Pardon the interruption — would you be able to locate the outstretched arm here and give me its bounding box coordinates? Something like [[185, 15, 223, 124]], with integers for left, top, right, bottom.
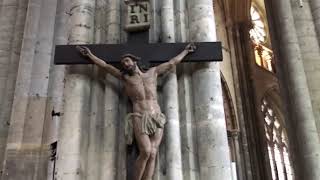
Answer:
[[76, 46, 122, 79], [156, 43, 196, 75]]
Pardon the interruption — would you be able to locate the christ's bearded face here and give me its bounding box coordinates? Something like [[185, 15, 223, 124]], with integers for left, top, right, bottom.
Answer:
[[121, 57, 136, 75]]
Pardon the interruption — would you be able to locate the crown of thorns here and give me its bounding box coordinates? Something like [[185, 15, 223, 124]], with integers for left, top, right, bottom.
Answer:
[[121, 54, 141, 61]]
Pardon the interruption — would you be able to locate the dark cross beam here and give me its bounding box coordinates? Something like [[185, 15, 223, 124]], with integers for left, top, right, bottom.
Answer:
[[54, 42, 222, 65]]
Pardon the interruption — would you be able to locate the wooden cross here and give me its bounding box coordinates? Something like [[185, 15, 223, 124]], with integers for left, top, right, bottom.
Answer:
[[54, 0, 222, 67]]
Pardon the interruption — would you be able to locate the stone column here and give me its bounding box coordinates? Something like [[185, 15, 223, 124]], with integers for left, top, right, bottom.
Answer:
[[0, 0, 18, 111], [178, 64, 199, 180], [291, 0, 320, 135], [99, 0, 121, 179], [42, 0, 69, 145], [174, 0, 188, 42], [87, 72, 104, 180], [161, 1, 183, 180], [42, 1, 69, 180], [22, 0, 58, 178], [0, 0, 26, 171], [85, 1, 107, 179], [3, 0, 42, 157], [175, 1, 200, 180], [22, 0, 57, 147], [55, 0, 95, 180], [271, 0, 320, 179], [187, 0, 232, 179], [1, 0, 43, 178], [0, 0, 19, 161], [149, 0, 161, 43]]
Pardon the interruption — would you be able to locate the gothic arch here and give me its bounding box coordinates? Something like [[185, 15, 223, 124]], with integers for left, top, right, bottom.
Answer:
[[221, 73, 238, 131], [221, 73, 239, 166]]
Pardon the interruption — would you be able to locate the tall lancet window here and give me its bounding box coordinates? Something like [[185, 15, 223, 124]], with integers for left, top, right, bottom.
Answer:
[[261, 99, 294, 180], [250, 6, 275, 73]]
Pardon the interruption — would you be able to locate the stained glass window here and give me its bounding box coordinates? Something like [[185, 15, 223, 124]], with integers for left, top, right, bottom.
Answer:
[[261, 99, 294, 180], [250, 7, 266, 44], [250, 6, 275, 73]]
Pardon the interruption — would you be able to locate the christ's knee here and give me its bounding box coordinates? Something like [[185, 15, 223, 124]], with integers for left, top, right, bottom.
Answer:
[[140, 147, 151, 161], [149, 148, 158, 160]]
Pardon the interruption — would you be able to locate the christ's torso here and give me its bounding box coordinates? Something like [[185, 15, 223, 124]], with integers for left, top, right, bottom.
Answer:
[[123, 67, 161, 114]]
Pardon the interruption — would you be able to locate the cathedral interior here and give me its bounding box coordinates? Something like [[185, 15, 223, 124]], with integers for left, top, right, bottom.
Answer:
[[0, 0, 319, 180]]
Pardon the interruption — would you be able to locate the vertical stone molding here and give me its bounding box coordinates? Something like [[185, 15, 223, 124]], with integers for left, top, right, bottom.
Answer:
[[85, 1, 107, 179], [175, 1, 200, 180], [42, 1, 69, 179], [43, 0, 69, 145], [178, 64, 199, 180], [24, 0, 59, 178], [87, 72, 104, 180], [149, 0, 161, 43], [3, 0, 57, 179], [99, 0, 121, 179], [0, 1, 19, 164], [272, 0, 320, 179], [0, 0, 27, 172], [161, 1, 184, 180], [55, 0, 95, 180], [187, 0, 232, 180], [24, 0, 57, 147], [174, 0, 188, 43], [161, 0, 176, 42], [0, 0, 18, 110], [4, 0, 42, 155], [86, 1, 108, 180], [101, 76, 119, 180]]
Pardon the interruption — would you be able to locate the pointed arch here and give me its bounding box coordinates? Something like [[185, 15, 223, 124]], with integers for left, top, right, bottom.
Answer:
[[221, 73, 238, 131]]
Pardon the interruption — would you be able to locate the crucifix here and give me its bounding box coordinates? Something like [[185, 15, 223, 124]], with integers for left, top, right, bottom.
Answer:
[[54, 1, 222, 180]]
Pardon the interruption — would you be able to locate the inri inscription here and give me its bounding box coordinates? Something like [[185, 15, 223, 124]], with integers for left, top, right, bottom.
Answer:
[[125, 0, 150, 32]]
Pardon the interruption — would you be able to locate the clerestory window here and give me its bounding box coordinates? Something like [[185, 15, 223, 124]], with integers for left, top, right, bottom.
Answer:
[[250, 6, 275, 73]]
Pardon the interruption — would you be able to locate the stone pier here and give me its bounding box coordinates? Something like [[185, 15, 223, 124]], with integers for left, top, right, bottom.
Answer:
[[55, 1, 95, 180], [161, 0, 183, 180], [188, 0, 232, 179]]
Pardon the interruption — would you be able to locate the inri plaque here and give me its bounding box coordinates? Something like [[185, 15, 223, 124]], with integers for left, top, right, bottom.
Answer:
[[125, 0, 150, 32]]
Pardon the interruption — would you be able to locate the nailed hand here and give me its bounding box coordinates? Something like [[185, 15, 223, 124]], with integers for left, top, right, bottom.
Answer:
[[185, 43, 196, 53], [76, 46, 91, 56]]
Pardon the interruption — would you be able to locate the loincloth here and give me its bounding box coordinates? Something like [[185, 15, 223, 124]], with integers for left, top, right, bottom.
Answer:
[[125, 112, 166, 145]]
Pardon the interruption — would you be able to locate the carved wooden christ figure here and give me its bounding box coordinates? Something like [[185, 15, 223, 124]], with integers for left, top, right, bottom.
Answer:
[[77, 43, 196, 180]]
